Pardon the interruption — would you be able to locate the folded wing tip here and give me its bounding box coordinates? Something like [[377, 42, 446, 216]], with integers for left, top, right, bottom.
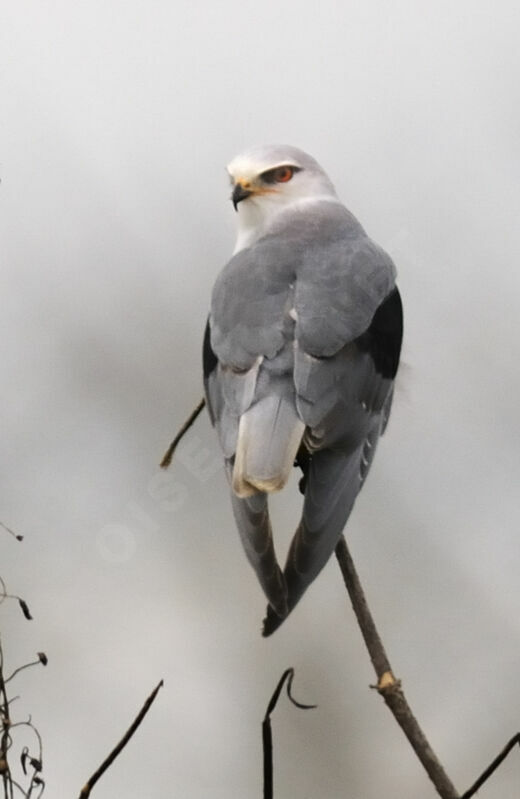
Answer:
[[262, 603, 287, 637]]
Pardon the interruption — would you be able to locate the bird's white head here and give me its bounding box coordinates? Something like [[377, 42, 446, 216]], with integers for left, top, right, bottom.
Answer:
[[227, 145, 338, 253]]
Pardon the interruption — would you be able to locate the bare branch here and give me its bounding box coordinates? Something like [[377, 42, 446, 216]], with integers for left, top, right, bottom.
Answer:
[[77, 680, 164, 799], [461, 733, 519, 798], [160, 398, 206, 469], [263, 669, 315, 799], [335, 536, 460, 799], [0, 576, 7, 609]]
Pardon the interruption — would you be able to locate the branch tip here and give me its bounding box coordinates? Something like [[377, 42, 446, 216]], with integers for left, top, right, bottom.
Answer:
[[160, 398, 205, 469]]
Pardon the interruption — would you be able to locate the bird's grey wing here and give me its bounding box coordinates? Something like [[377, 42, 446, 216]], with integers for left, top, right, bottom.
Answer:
[[263, 287, 403, 635], [204, 319, 289, 615], [203, 241, 302, 614], [295, 216, 397, 357]]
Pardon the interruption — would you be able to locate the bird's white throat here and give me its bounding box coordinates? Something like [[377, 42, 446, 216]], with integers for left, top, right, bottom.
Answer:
[[233, 195, 341, 255]]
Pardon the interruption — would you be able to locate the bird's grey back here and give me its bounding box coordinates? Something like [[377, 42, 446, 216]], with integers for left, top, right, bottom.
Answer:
[[210, 201, 396, 369]]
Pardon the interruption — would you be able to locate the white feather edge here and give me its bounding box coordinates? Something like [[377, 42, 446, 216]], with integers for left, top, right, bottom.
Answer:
[[232, 401, 305, 498]]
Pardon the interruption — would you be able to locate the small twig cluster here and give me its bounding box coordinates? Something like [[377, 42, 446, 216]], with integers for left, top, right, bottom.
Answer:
[[2, 522, 164, 799], [1, 529, 47, 799]]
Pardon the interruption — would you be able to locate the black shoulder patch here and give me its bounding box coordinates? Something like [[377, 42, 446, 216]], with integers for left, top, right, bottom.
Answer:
[[202, 318, 218, 379], [355, 287, 403, 379]]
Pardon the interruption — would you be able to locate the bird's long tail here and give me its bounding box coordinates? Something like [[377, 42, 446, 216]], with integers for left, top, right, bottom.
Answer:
[[229, 488, 288, 619], [262, 437, 378, 636], [227, 389, 305, 620]]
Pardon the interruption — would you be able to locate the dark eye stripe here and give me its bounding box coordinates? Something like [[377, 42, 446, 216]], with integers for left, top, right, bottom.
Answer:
[[260, 165, 302, 184]]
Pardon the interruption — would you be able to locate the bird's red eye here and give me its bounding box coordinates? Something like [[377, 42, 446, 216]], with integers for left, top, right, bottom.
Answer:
[[274, 166, 293, 183], [260, 164, 301, 184]]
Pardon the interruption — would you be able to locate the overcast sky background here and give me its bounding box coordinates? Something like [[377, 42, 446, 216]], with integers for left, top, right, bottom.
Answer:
[[1, 1, 519, 797]]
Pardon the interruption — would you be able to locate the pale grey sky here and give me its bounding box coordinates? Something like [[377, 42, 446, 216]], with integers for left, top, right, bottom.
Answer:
[[1, 1, 519, 797]]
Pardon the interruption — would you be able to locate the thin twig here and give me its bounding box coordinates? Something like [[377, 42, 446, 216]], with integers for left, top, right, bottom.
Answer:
[[77, 680, 163, 799], [160, 398, 206, 469], [263, 669, 316, 799], [0, 523, 23, 542], [335, 536, 460, 799], [5, 659, 45, 685], [460, 732, 519, 798], [0, 637, 14, 799]]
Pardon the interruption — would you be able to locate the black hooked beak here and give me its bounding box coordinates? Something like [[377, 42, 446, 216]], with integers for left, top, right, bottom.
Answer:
[[232, 183, 253, 211]]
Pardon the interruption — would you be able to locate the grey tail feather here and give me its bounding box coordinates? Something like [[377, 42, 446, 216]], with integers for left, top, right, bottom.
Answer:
[[229, 489, 288, 619], [232, 394, 305, 497], [262, 446, 371, 636]]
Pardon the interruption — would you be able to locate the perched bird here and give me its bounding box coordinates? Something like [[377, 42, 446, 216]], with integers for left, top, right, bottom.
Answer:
[[203, 145, 403, 636]]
